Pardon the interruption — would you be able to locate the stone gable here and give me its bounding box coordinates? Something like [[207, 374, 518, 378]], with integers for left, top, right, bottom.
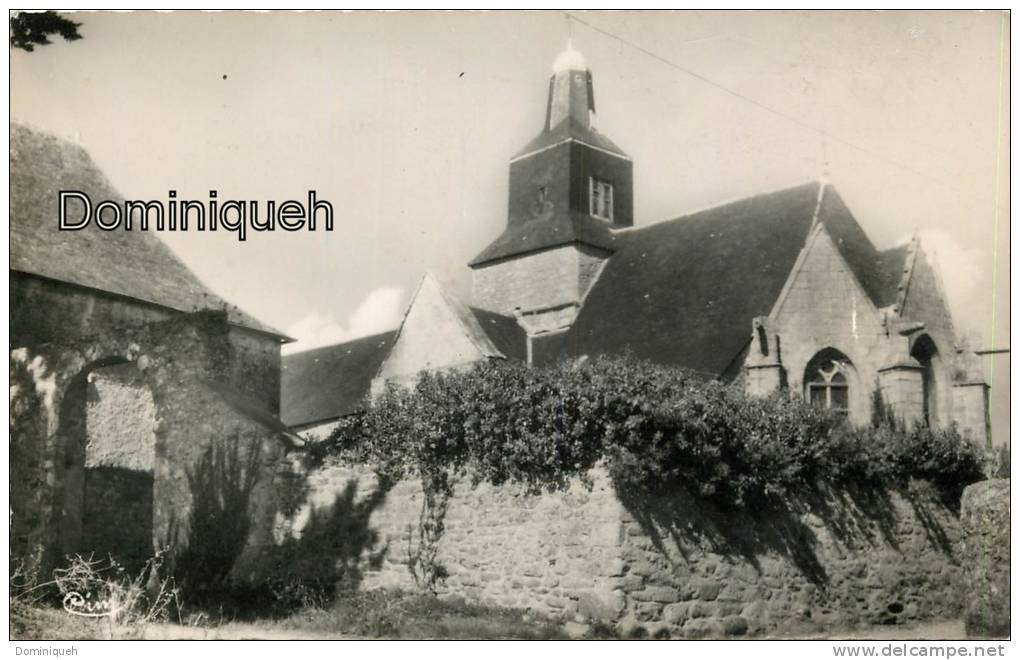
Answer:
[[768, 224, 890, 423]]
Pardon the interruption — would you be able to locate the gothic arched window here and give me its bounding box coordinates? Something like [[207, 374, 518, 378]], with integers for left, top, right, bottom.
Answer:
[[805, 349, 852, 416]]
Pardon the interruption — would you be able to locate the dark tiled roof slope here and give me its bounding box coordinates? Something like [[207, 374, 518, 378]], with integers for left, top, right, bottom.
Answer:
[[469, 307, 528, 361], [870, 244, 911, 309], [283, 182, 902, 424], [513, 116, 628, 160], [280, 330, 397, 427], [469, 209, 619, 266], [535, 182, 902, 377], [10, 124, 284, 338], [280, 310, 524, 428], [812, 187, 903, 309], [539, 183, 821, 375], [203, 379, 297, 439], [530, 330, 575, 369]]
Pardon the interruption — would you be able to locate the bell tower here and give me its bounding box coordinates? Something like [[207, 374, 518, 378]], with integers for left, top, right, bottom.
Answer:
[[470, 43, 633, 336]]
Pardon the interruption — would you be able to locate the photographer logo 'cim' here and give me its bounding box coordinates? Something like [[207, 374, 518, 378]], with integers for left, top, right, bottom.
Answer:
[[62, 591, 123, 619]]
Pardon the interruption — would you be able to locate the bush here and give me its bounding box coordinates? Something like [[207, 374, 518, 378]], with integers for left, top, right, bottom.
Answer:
[[329, 357, 982, 505], [10, 545, 47, 606], [325, 357, 985, 581]]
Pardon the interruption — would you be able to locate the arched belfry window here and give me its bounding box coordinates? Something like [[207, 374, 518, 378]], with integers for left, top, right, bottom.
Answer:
[[805, 348, 852, 416], [589, 177, 614, 221]]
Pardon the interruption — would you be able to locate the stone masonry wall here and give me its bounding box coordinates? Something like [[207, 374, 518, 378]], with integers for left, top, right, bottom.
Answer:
[[81, 363, 158, 572], [225, 327, 283, 414], [274, 458, 623, 618], [613, 482, 962, 638], [899, 246, 990, 444], [85, 364, 157, 472], [377, 274, 486, 384], [277, 458, 963, 638], [432, 469, 624, 617], [473, 245, 600, 317], [899, 247, 963, 428], [954, 384, 991, 448], [764, 228, 984, 437], [10, 302, 285, 579], [959, 479, 1009, 637], [770, 226, 896, 424], [11, 273, 281, 411], [154, 388, 286, 584], [899, 247, 959, 378]]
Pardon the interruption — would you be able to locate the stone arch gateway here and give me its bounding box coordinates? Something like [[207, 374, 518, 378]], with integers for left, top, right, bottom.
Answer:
[[10, 311, 293, 578]]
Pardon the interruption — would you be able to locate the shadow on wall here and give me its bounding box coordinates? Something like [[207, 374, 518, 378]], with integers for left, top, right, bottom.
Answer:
[[263, 475, 393, 610], [155, 432, 392, 617], [620, 485, 829, 585], [163, 433, 263, 596], [82, 466, 153, 575], [618, 480, 957, 589], [9, 353, 56, 563]]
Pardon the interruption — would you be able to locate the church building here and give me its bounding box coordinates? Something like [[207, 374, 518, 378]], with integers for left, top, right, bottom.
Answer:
[[282, 44, 991, 447]]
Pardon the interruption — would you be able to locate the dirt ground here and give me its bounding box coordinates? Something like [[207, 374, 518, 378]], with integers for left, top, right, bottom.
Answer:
[[133, 618, 970, 640], [13, 600, 975, 641], [807, 619, 968, 640]]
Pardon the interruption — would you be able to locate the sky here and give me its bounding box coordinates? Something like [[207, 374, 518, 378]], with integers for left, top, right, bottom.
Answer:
[[10, 10, 1010, 442]]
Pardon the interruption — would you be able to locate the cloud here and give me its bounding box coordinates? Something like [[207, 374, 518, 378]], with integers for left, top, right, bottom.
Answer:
[[282, 286, 405, 354]]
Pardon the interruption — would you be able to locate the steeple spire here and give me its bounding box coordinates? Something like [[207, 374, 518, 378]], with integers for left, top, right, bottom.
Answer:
[[546, 41, 596, 131], [469, 36, 635, 331]]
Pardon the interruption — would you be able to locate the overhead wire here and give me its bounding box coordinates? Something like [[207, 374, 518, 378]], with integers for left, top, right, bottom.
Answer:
[[564, 11, 1007, 210]]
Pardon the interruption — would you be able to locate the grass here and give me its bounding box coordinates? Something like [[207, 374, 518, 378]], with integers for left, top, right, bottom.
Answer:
[[11, 594, 974, 641], [11, 600, 117, 640], [271, 590, 570, 640], [11, 589, 573, 640]]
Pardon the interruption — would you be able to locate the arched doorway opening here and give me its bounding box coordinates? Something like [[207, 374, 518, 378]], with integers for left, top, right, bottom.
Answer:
[[910, 334, 941, 427], [58, 357, 158, 572]]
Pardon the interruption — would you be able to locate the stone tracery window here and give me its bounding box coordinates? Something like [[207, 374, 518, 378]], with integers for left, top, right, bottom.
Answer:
[[805, 349, 852, 416]]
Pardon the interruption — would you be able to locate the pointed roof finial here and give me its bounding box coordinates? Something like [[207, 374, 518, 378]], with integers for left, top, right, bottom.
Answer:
[[553, 38, 587, 74], [818, 133, 831, 184]]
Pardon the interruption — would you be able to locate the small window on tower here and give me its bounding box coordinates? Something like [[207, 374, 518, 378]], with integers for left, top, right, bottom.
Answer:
[[589, 177, 614, 221]]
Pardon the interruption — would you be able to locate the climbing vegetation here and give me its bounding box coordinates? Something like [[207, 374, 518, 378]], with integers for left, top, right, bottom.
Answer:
[[324, 357, 984, 589]]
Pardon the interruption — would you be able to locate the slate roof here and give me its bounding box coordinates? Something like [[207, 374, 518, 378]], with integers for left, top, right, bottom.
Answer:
[[10, 123, 285, 339], [469, 307, 528, 361], [871, 244, 912, 309], [423, 273, 506, 360], [282, 182, 905, 426], [532, 182, 904, 376], [513, 116, 628, 160], [468, 209, 619, 267], [811, 184, 906, 309], [202, 379, 304, 446], [280, 304, 527, 428], [280, 330, 397, 427]]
